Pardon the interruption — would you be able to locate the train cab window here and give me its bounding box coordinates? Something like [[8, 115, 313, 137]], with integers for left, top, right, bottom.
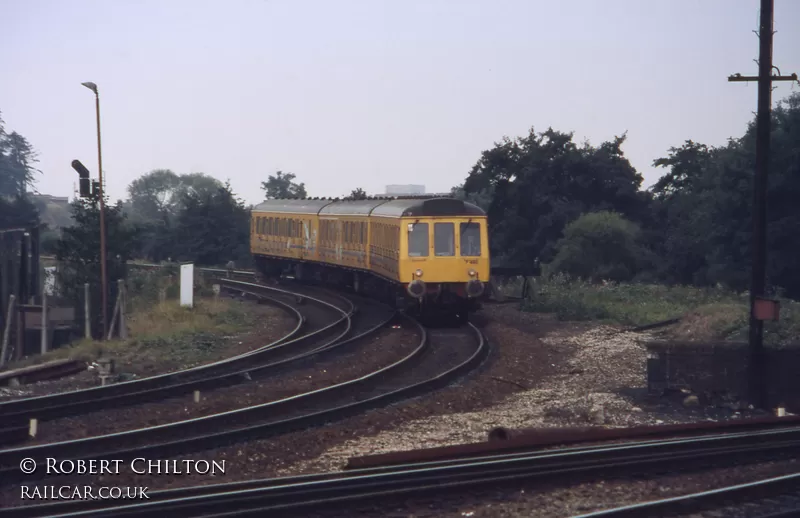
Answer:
[[460, 222, 481, 256], [434, 223, 455, 256], [407, 222, 429, 257]]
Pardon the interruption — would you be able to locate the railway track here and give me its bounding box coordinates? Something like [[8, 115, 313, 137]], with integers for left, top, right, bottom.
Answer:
[[0, 280, 350, 424], [0, 283, 487, 489], [576, 471, 800, 517], [4, 424, 797, 517]]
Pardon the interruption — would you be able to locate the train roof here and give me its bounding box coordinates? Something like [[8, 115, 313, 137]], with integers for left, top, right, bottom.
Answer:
[[370, 197, 485, 218], [252, 199, 333, 214], [251, 196, 486, 218], [319, 199, 389, 215]]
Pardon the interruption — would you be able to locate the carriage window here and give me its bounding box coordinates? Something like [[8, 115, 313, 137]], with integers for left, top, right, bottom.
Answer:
[[434, 223, 455, 256], [460, 223, 481, 256], [407, 223, 429, 257]]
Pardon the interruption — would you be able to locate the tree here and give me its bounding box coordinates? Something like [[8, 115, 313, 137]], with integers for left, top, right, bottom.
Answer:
[[0, 111, 40, 199], [126, 169, 182, 222], [648, 92, 800, 296], [54, 190, 138, 338], [127, 170, 223, 224], [0, 111, 41, 229], [125, 170, 224, 261], [650, 140, 713, 200], [544, 211, 645, 283], [348, 188, 368, 200], [459, 127, 647, 268], [450, 184, 493, 212], [261, 171, 307, 199], [170, 182, 251, 267]]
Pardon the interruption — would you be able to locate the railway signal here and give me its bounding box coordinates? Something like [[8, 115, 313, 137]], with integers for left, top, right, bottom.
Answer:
[[71, 159, 92, 198]]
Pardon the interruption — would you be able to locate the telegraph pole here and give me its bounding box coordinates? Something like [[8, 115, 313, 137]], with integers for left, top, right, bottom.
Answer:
[[81, 81, 108, 340], [728, 0, 798, 409]]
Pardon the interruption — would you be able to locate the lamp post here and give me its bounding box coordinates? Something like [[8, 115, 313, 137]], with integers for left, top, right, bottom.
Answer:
[[81, 81, 108, 340]]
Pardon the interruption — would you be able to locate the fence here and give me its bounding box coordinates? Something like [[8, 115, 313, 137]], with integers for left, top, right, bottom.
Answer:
[[646, 340, 800, 411]]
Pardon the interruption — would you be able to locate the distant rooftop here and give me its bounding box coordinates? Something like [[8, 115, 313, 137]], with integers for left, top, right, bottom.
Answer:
[[385, 184, 425, 195], [31, 194, 69, 203]]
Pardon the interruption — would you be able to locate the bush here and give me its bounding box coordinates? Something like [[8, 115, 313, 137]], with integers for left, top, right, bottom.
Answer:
[[544, 211, 645, 283]]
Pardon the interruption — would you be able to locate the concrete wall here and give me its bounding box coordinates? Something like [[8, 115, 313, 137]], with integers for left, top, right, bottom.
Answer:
[[647, 341, 800, 411]]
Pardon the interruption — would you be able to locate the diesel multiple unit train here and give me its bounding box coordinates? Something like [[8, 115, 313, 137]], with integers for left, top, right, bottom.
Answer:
[[250, 196, 490, 319]]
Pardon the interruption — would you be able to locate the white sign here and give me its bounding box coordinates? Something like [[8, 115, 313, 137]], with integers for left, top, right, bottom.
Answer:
[[180, 263, 194, 307]]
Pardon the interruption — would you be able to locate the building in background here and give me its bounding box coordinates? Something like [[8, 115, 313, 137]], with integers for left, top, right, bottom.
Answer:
[[385, 184, 425, 196]]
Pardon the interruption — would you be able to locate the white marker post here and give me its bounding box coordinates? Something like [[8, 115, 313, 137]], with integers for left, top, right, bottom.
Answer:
[[180, 264, 194, 308]]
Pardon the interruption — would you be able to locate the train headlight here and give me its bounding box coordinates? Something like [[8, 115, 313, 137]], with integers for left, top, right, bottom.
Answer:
[[468, 269, 477, 277], [415, 269, 423, 278]]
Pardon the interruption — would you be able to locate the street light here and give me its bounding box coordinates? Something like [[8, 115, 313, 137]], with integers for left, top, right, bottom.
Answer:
[[82, 81, 108, 340]]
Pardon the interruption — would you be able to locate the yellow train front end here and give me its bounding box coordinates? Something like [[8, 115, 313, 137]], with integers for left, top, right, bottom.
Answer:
[[361, 197, 487, 321], [400, 215, 490, 316]]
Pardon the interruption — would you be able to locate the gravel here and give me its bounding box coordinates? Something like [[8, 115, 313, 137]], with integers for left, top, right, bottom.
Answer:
[[3, 303, 785, 515]]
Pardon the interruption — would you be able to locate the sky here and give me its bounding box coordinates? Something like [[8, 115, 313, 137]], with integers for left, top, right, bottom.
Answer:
[[2, 0, 799, 206]]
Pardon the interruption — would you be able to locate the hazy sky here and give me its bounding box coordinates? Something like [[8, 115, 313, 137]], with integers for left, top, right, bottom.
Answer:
[[2, 0, 799, 206]]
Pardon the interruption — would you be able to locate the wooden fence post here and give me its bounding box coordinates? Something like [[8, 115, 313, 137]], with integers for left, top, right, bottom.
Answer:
[[1, 294, 16, 366], [84, 283, 91, 339], [107, 282, 122, 340], [40, 291, 48, 355], [119, 280, 128, 339]]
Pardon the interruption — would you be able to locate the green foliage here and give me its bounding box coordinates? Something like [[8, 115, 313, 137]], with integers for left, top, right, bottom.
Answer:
[[647, 92, 800, 296], [54, 191, 139, 337], [0, 111, 40, 199], [544, 211, 646, 283], [525, 273, 736, 325], [126, 170, 223, 223], [460, 128, 648, 268], [0, 195, 39, 229], [170, 182, 251, 267], [348, 188, 368, 200], [450, 183, 493, 212], [455, 91, 800, 299], [523, 274, 799, 345], [0, 111, 41, 229], [125, 170, 225, 262], [261, 171, 307, 199]]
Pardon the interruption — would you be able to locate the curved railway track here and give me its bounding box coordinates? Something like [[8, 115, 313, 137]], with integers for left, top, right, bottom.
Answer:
[[4, 424, 798, 517], [0, 286, 488, 490], [0, 280, 352, 425]]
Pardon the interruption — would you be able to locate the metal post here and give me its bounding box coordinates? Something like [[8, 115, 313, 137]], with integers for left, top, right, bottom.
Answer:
[[19, 232, 28, 306], [16, 234, 27, 361], [95, 90, 108, 341], [29, 226, 39, 303], [727, 0, 797, 410], [119, 280, 127, 339], [1, 294, 16, 366], [40, 291, 48, 355], [84, 282, 91, 339], [107, 283, 121, 340], [748, 0, 775, 410]]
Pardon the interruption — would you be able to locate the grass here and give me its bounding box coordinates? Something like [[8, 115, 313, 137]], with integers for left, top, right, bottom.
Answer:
[[7, 297, 259, 371], [521, 273, 800, 345]]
